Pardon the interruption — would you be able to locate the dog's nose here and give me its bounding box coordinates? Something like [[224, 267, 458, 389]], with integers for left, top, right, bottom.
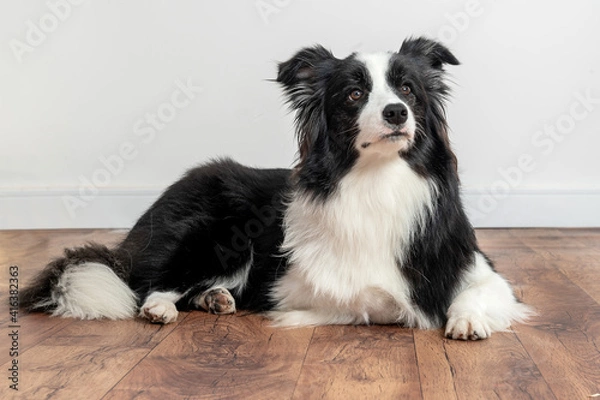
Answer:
[[382, 103, 408, 126]]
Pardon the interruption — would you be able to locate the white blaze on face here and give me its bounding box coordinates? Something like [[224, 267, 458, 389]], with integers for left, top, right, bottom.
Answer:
[[356, 52, 416, 155]]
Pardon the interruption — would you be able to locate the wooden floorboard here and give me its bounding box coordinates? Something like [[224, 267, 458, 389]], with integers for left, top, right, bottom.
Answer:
[[292, 325, 421, 399], [0, 228, 599, 399], [509, 229, 600, 399], [104, 313, 314, 399]]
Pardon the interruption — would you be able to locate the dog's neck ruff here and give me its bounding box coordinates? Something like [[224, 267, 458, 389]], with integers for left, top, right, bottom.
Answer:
[[278, 157, 436, 306]]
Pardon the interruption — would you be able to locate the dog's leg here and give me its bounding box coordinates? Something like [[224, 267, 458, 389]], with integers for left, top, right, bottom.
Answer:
[[193, 287, 236, 315], [445, 252, 533, 340], [140, 291, 182, 324]]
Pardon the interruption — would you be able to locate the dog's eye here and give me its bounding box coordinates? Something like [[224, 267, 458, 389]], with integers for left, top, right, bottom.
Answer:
[[400, 85, 411, 95], [348, 89, 364, 101]]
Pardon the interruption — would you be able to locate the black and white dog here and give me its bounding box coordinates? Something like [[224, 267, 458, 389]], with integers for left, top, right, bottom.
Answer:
[[22, 37, 532, 340]]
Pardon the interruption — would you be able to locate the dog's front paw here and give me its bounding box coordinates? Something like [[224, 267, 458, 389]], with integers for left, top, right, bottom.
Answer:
[[445, 315, 491, 340], [140, 299, 179, 324]]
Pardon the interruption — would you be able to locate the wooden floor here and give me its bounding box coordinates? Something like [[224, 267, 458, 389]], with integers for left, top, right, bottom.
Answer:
[[1, 229, 599, 399]]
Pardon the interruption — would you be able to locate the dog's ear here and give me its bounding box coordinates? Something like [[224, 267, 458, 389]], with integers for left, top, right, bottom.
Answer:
[[277, 46, 336, 169], [277, 45, 336, 93], [400, 37, 459, 174], [399, 37, 459, 69]]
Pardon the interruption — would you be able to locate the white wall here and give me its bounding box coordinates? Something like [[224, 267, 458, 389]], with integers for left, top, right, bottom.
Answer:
[[1, 0, 599, 229]]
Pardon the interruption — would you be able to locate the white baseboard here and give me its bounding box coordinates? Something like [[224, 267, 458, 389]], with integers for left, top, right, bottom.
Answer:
[[1, 187, 599, 230], [462, 188, 600, 228], [0, 188, 159, 230]]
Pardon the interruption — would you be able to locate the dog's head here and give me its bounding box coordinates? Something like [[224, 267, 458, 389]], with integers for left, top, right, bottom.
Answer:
[[277, 37, 459, 170]]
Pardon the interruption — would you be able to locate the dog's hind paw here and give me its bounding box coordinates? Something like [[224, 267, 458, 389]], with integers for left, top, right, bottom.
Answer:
[[445, 315, 491, 340], [196, 287, 236, 315]]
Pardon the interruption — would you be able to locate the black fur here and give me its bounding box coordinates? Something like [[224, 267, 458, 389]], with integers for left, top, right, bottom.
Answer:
[[21, 37, 481, 327], [122, 160, 290, 311]]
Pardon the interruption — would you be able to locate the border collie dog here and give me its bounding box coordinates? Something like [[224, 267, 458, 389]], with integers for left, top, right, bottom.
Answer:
[[21, 37, 531, 340]]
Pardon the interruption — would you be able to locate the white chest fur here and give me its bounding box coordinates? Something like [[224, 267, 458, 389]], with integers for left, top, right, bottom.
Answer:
[[271, 158, 437, 327]]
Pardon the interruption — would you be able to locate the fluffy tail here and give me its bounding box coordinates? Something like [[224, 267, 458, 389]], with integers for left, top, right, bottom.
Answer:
[[20, 243, 138, 320]]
